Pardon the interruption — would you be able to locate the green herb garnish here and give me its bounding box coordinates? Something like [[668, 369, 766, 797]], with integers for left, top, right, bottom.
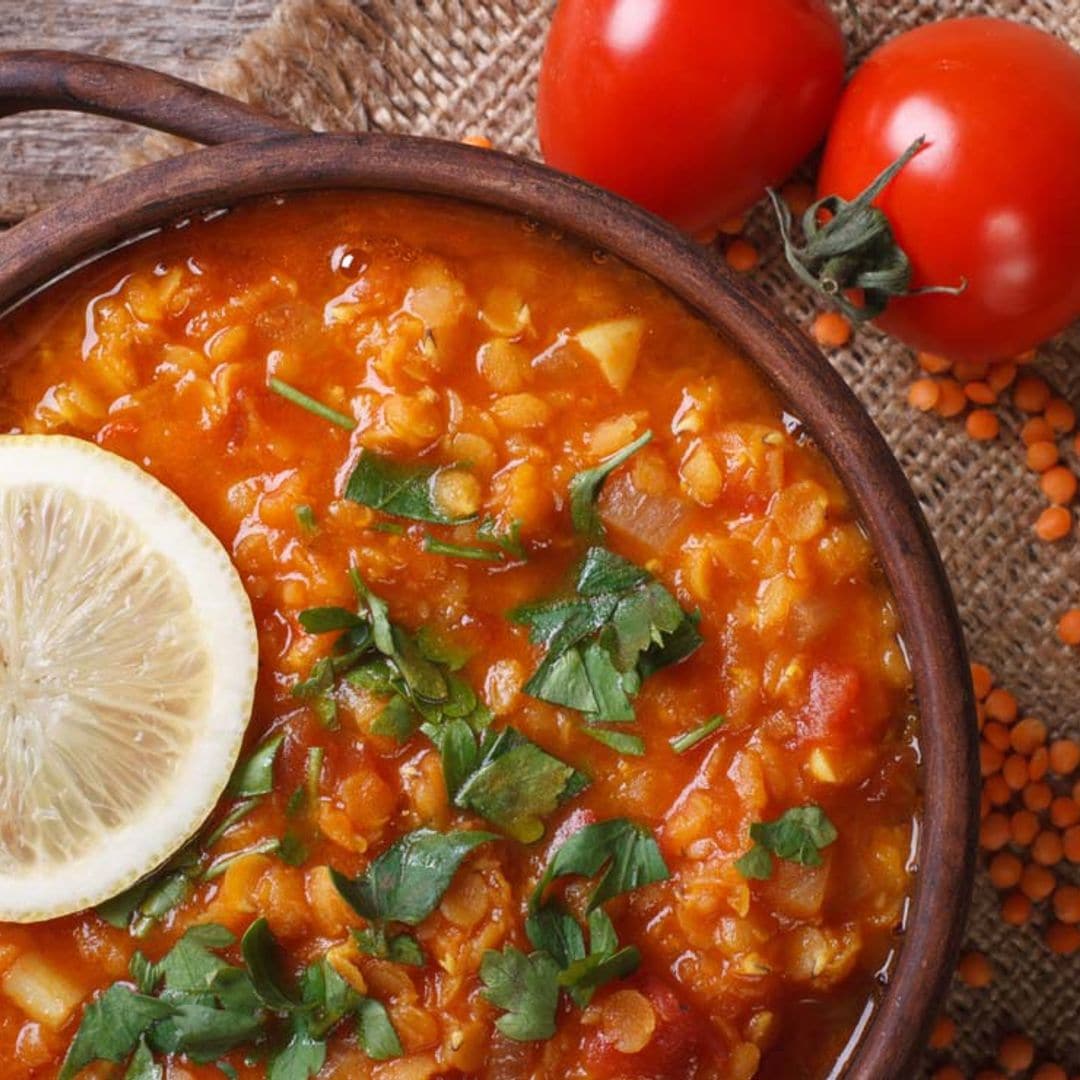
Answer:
[[422, 535, 506, 562], [669, 714, 726, 755], [99, 736, 290, 934], [227, 733, 285, 797], [430, 725, 589, 843], [294, 505, 317, 535], [268, 377, 356, 431], [477, 517, 527, 559], [569, 430, 652, 537], [735, 805, 838, 881], [293, 570, 472, 740], [296, 572, 587, 841], [512, 547, 701, 744], [480, 817, 666, 1042], [59, 920, 402, 1079], [479, 949, 561, 1042], [352, 926, 425, 967], [531, 817, 669, 912], [581, 726, 645, 756], [345, 449, 472, 524], [330, 828, 496, 927]]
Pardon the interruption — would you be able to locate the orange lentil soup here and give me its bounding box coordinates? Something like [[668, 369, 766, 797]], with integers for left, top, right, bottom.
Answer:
[[0, 193, 917, 1079]]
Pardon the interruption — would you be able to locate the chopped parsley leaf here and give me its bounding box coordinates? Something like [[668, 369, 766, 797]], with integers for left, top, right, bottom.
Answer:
[[735, 805, 838, 881], [512, 547, 701, 740], [669, 714, 726, 755], [568, 430, 652, 538]]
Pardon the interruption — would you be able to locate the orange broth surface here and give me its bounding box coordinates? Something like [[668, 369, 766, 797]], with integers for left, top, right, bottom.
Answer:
[[0, 192, 918, 1080]]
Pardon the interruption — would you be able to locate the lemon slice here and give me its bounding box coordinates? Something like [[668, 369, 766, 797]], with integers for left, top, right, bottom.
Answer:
[[0, 435, 258, 922]]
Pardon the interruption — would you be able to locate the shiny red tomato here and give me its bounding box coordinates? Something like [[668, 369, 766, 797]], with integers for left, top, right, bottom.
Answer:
[[816, 18, 1080, 360], [537, 0, 846, 232]]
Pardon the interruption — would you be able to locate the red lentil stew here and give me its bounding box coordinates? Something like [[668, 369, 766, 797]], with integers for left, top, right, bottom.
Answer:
[[0, 193, 919, 1079]]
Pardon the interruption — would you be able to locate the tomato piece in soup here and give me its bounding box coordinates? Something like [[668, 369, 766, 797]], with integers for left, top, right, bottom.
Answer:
[[581, 976, 713, 1079], [798, 662, 866, 745]]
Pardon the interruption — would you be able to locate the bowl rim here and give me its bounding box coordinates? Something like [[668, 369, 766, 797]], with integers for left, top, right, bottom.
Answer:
[[0, 132, 979, 1079]]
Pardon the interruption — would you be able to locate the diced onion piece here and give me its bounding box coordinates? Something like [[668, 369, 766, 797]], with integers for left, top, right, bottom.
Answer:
[[807, 747, 840, 784], [599, 473, 686, 552], [480, 287, 531, 336], [1, 953, 84, 1029], [575, 317, 644, 391]]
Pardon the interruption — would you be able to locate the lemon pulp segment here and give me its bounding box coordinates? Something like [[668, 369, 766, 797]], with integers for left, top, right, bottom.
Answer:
[[0, 436, 258, 922]]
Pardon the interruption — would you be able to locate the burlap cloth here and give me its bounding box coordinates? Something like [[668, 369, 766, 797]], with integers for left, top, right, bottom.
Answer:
[[127, 0, 1080, 1073]]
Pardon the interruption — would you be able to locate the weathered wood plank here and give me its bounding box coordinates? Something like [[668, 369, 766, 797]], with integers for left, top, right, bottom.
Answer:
[[0, 0, 275, 221]]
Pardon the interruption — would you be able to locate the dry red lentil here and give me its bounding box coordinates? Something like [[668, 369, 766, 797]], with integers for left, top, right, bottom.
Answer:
[[1014, 375, 1052, 413], [957, 951, 994, 988], [1058, 609, 1080, 646], [810, 310, 851, 348], [1044, 398, 1076, 434], [998, 1033, 1036, 1073], [1022, 417, 1055, 445], [1046, 921, 1080, 955], [908, 378, 941, 411], [1034, 505, 1072, 542], [1027, 441, 1060, 472], [724, 238, 760, 272], [967, 409, 1000, 441]]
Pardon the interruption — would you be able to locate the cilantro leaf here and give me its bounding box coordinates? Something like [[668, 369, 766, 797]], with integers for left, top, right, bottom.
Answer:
[[492, 898, 646, 1038], [295, 504, 317, 535], [423, 535, 506, 562], [733, 844, 774, 880], [569, 430, 652, 537], [241, 918, 301, 1010], [330, 828, 496, 926], [479, 948, 561, 1042], [356, 998, 403, 1060], [512, 547, 700, 739], [581, 726, 645, 756], [298, 958, 361, 1036], [524, 906, 585, 970], [147, 1001, 264, 1062], [370, 694, 421, 742], [669, 714, 726, 754], [416, 626, 472, 670], [576, 546, 651, 595], [735, 805, 838, 880], [352, 927, 425, 967], [268, 1023, 325, 1080], [452, 728, 589, 843], [556, 910, 640, 1006], [424, 717, 481, 800], [345, 449, 473, 524], [59, 987, 175, 1080], [268, 377, 356, 431], [297, 607, 366, 634], [122, 1039, 162, 1080], [477, 517, 526, 559], [61, 920, 404, 1079], [533, 818, 669, 911], [227, 733, 285, 797]]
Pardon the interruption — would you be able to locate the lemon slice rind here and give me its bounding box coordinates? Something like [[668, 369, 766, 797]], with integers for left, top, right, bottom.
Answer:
[[0, 435, 258, 923]]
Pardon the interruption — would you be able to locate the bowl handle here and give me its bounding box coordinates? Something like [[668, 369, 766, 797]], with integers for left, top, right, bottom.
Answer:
[[0, 49, 305, 144]]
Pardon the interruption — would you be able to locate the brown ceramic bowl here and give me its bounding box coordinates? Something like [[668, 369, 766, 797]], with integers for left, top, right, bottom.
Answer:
[[0, 50, 978, 1080]]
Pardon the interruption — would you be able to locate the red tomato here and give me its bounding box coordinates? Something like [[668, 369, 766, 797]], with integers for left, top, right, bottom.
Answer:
[[798, 663, 863, 746], [816, 18, 1080, 360], [581, 976, 714, 1078], [537, 0, 846, 232]]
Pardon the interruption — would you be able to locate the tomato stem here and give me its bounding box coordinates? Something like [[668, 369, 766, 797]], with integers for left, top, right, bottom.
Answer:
[[769, 136, 966, 324]]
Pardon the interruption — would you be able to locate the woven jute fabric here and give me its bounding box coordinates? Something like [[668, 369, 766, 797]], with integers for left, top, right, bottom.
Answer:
[[130, 0, 1080, 1072]]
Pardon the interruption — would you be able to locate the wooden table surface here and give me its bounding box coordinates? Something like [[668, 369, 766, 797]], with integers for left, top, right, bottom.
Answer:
[[1, 1, 275, 226]]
